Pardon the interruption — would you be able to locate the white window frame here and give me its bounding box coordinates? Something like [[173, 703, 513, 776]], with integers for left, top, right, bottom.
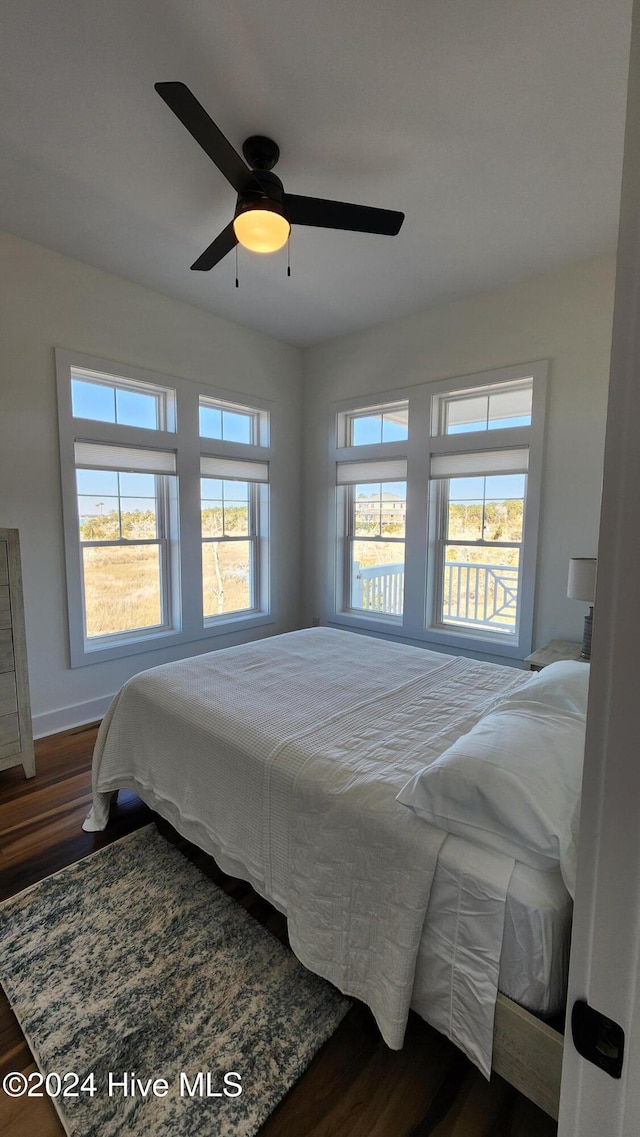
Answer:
[[75, 446, 177, 647], [70, 366, 177, 431], [337, 400, 410, 448], [329, 362, 547, 661], [199, 394, 267, 446], [56, 349, 273, 667], [199, 454, 270, 624], [337, 458, 408, 624]]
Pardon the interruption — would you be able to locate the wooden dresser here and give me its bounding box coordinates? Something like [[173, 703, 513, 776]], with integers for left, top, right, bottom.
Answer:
[[0, 528, 35, 778]]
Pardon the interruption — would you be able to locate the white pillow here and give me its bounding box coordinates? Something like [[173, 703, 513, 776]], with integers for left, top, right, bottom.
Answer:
[[397, 703, 585, 896], [487, 659, 590, 719]]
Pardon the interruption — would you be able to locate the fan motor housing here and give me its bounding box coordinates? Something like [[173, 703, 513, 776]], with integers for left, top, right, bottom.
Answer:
[[242, 135, 280, 172], [236, 170, 286, 215]]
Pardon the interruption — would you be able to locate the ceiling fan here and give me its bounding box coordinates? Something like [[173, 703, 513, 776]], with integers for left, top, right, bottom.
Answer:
[[155, 82, 405, 271]]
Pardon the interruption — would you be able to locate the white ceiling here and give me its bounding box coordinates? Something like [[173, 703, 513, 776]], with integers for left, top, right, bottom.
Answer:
[[1, 0, 632, 347]]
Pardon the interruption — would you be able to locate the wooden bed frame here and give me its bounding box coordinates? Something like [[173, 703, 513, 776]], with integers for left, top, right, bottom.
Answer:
[[492, 994, 564, 1118]]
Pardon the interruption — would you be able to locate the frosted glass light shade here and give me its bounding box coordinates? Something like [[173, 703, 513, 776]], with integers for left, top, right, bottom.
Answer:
[[233, 209, 290, 253], [567, 558, 597, 603]]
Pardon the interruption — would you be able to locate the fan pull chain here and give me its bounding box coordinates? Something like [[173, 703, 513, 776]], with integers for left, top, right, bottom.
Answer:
[[287, 232, 291, 278], [235, 244, 239, 289]]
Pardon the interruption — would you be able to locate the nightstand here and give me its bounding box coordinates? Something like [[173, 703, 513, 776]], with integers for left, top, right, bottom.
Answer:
[[524, 639, 587, 671]]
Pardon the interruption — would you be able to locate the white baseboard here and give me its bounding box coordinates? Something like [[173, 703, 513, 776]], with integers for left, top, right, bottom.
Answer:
[[33, 694, 115, 739]]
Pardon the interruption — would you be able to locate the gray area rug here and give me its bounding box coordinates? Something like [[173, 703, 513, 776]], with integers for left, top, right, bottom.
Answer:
[[0, 825, 350, 1137]]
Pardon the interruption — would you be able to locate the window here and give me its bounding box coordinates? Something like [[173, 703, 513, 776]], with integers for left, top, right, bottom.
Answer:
[[331, 364, 546, 659], [199, 396, 261, 444], [75, 444, 176, 642], [57, 350, 272, 666], [431, 462, 527, 637], [440, 379, 532, 435], [71, 368, 175, 430], [338, 459, 407, 619], [200, 455, 269, 620], [338, 401, 409, 446]]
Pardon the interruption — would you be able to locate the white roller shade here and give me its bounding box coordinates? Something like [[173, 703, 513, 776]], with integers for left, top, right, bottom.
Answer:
[[337, 457, 408, 485], [430, 447, 529, 478], [200, 455, 269, 483], [75, 441, 176, 474]]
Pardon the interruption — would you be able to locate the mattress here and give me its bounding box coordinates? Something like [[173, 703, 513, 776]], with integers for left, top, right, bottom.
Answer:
[[412, 833, 571, 1071]]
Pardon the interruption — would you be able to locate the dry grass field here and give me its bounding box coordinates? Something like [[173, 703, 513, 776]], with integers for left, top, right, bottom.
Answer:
[[82, 545, 162, 637], [82, 541, 251, 638]]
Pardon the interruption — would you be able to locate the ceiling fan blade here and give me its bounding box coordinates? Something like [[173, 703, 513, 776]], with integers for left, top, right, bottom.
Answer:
[[155, 82, 261, 195], [285, 194, 404, 236], [191, 222, 238, 271]]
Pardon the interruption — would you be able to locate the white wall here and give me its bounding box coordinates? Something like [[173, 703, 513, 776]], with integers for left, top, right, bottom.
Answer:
[[0, 231, 303, 734], [301, 255, 616, 659]]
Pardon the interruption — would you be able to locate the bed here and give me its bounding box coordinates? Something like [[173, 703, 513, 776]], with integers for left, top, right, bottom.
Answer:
[[85, 627, 586, 1117]]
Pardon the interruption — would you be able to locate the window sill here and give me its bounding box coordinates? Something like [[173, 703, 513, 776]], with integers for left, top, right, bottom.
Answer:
[[422, 623, 527, 660], [328, 613, 527, 663], [71, 612, 275, 668], [331, 610, 404, 632]]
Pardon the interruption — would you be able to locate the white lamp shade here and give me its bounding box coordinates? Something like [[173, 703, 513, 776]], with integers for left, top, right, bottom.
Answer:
[[567, 558, 597, 603]]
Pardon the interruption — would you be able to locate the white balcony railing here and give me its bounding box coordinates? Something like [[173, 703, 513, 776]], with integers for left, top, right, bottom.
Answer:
[[351, 562, 404, 616], [443, 561, 519, 630], [351, 560, 519, 630]]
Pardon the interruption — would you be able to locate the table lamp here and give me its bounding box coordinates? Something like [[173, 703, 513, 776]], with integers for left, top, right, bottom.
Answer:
[[567, 557, 597, 660]]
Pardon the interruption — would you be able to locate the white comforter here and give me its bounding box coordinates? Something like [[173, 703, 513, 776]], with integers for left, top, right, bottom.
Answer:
[[85, 628, 528, 1065]]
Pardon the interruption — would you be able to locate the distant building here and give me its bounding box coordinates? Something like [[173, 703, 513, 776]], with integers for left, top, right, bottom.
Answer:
[[356, 491, 406, 525]]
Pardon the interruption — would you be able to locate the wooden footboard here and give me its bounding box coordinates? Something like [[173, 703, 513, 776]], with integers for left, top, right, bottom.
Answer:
[[492, 993, 564, 1118]]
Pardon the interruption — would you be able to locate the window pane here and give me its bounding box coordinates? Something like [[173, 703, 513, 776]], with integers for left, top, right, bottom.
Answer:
[[71, 377, 162, 429], [354, 503, 376, 537], [115, 387, 159, 429], [199, 406, 223, 439], [82, 545, 163, 637], [76, 469, 118, 496], [381, 408, 409, 442], [223, 480, 250, 501], [488, 386, 532, 429], [441, 545, 520, 634], [354, 483, 381, 536], [445, 395, 488, 434], [351, 415, 382, 445], [202, 502, 223, 538], [380, 481, 406, 538], [199, 401, 257, 443], [347, 402, 409, 445], [201, 477, 222, 497], [446, 474, 525, 544], [223, 501, 249, 536], [71, 379, 115, 422], [447, 497, 483, 542], [119, 472, 156, 497], [120, 499, 158, 539], [444, 383, 533, 434], [350, 540, 405, 616], [202, 541, 252, 617], [202, 479, 250, 537], [78, 499, 120, 540], [447, 476, 484, 542], [222, 410, 253, 444], [483, 474, 525, 542]]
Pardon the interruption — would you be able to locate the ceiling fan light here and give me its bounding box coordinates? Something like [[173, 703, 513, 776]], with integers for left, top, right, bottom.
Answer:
[[233, 206, 290, 253]]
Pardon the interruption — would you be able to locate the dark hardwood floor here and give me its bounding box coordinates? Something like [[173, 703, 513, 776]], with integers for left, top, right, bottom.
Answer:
[[0, 726, 558, 1137]]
